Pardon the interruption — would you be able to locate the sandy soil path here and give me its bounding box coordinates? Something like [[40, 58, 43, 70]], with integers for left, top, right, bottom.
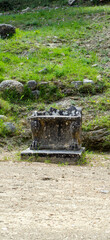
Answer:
[[0, 153, 110, 240]]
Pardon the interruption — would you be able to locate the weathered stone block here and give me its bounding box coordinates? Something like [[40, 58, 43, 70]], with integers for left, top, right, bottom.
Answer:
[[21, 106, 84, 163]]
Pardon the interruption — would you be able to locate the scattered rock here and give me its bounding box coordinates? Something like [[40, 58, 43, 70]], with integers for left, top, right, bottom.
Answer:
[[38, 82, 49, 88], [21, 7, 30, 13], [100, 190, 109, 194], [41, 177, 52, 181], [0, 24, 16, 39], [83, 79, 94, 84], [0, 80, 24, 93], [27, 80, 37, 90], [38, 68, 48, 73], [71, 81, 83, 88], [4, 122, 16, 134], [68, 0, 76, 6], [32, 90, 40, 99], [0, 115, 7, 121], [92, 64, 98, 67], [97, 75, 102, 80]]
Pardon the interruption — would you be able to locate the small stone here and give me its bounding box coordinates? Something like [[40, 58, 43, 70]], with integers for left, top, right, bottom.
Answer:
[[27, 80, 37, 90], [68, 0, 76, 6], [38, 68, 48, 73], [32, 90, 40, 99], [71, 81, 83, 88], [97, 75, 102, 80], [38, 82, 49, 88], [0, 80, 24, 93], [100, 190, 109, 194], [4, 122, 16, 134], [83, 79, 94, 84], [21, 7, 30, 13], [0, 24, 16, 39], [92, 64, 98, 67]]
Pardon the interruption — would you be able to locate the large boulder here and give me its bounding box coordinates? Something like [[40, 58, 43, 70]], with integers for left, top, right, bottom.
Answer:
[[4, 122, 16, 135], [0, 24, 16, 39], [0, 80, 24, 93], [82, 128, 110, 150]]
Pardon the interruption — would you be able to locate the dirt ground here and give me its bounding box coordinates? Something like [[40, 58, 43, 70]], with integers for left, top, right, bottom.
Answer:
[[0, 151, 110, 240]]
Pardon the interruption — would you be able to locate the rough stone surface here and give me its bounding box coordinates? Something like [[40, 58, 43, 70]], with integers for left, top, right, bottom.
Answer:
[[82, 128, 110, 150], [4, 122, 16, 134], [0, 80, 24, 93], [33, 106, 81, 117], [83, 79, 94, 84], [21, 148, 84, 163], [0, 24, 15, 39], [30, 106, 82, 151], [27, 80, 37, 90]]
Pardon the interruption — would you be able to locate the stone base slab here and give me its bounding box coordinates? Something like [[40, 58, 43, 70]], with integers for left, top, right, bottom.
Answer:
[[21, 148, 85, 164]]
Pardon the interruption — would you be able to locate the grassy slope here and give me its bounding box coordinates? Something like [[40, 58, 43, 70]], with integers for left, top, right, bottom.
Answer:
[[0, 6, 110, 150]]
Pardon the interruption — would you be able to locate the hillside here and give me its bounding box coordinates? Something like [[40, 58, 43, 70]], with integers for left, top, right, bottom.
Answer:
[[0, 5, 110, 154]]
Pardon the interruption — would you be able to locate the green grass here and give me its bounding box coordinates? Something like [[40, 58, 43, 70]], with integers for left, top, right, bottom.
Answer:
[[0, 6, 109, 85], [83, 115, 110, 132]]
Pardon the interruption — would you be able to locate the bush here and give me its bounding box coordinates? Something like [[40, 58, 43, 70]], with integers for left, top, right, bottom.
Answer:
[[0, 0, 67, 11]]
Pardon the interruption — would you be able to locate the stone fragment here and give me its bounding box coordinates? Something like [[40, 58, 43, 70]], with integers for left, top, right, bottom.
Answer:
[[0, 80, 24, 93], [21, 7, 30, 13], [4, 122, 16, 134], [83, 79, 94, 84], [27, 80, 37, 90], [32, 90, 40, 99], [38, 81, 49, 88], [0, 24, 15, 39], [92, 64, 98, 67], [71, 81, 83, 88], [68, 0, 76, 5], [82, 128, 110, 150], [38, 68, 48, 73], [100, 190, 109, 194]]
